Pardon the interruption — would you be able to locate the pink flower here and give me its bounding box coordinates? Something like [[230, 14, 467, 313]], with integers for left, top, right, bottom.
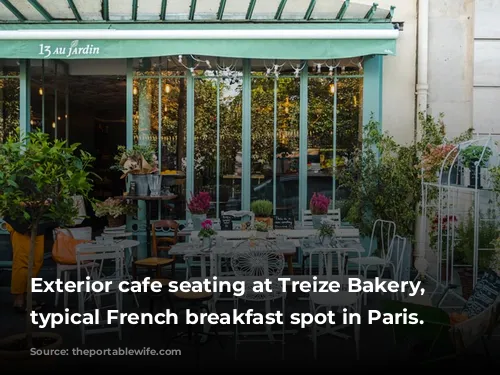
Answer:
[[201, 219, 212, 230], [187, 192, 211, 214], [310, 193, 330, 215]]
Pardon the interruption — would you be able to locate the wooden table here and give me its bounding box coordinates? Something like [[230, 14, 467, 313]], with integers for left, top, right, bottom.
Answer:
[[115, 195, 177, 257]]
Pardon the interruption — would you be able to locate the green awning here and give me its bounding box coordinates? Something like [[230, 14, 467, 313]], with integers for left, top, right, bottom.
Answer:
[[0, 1, 399, 59]]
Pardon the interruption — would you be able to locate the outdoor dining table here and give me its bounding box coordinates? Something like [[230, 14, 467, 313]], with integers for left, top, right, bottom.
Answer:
[[115, 194, 177, 257]]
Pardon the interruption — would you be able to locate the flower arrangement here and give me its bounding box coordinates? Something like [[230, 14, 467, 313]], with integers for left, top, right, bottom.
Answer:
[[187, 192, 211, 215], [318, 221, 336, 242], [198, 219, 217, 238], [310, 193, 330, 215], [94, 198, 137, 218], [418, 143, 458, 181], [112, 145, 158, 178], [253, 221, 269, 232]]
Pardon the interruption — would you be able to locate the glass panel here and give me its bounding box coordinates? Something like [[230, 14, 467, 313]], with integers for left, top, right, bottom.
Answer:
[[0, 77, 19, 143], [164, 0, 191, 20], [373, 7, 391, 19], [30, 61, 43, 132], [307, 77, 335, 207], [194, 76, 218, 216], [73, 0, 102, 21], [0, 59, 19, 76], [250, 71, 300, 219], [0, 3, 20, 20], [109, 0, 133, 20], [310, 0, 345, 19], [161, 76, 187, 220], [252, 0, 281, 19], [220, 69, 242, 213], [37, 0, 75, 19], [55, 63, 67, 140], [193, 0, 218, 20], [133, 58, 161, 76], [223, 0, 248, 20], [9, 0, 46, 20], [281, 0, 310, 20], [133, 77, 159, 150], [137, 0, 162, 20], [43, 60, 56, 140]]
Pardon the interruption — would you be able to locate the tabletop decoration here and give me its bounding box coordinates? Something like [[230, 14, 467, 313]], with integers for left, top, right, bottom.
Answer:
[[94, 197, 137, 228], [251, 200, 273, 228], [187, 191, 211, 230], [252, 221, 270, 239], [317, 220, 336, 245], [112, 145, 158, 196], [198, 219, 217, 249], [310, 193, 331, 228]]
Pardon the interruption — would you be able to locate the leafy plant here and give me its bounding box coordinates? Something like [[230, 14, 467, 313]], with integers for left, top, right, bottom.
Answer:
[[0, 131, 95, 347], [250, 199, 273, 217], [187, 192, 211, 214], [112, 145, 158, 177], [94, 198, 137, 218], [418, 144, 458, 182], [318, 221, 336, 240], [489, 166, 500, 193], [310, 193, 330, 215], [198, 219, 217, 238], [455, 208, 497, 270], [461, 145, 492, 167], [253, 221, 269, 232]]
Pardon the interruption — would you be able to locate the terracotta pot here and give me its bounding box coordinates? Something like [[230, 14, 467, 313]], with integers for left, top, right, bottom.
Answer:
[[107, 215, 126, 228], [255, 217, 273, 229], [458, 268, 474, 300], [0, 332, 62, 368]]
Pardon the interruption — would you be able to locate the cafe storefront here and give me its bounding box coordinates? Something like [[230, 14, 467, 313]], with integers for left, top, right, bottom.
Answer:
[[0, 0, 399, 254]]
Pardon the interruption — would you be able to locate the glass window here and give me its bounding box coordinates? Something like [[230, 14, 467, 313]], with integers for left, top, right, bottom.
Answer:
[[0, 59, 19, 143]]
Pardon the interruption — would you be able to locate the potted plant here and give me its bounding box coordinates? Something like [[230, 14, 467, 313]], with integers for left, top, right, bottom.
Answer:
[[461, 145, 492, 189], [94, 198, 137, 228], [198, 219, 217, 248], [310, 193, 331, 229], [187, 191, 211, 230], [250, 200, 273, 228], [419, 143, 460, 184], [455, 208, 497, 299], [317, 221, 336, 245], [0, 131, 94, 360], [112, 145, 158, 196], [252, 221, 269, 239], [489, 166, 500, 193], [490, 237, 500, 275]]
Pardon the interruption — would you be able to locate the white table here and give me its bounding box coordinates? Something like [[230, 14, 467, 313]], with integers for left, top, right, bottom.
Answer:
[[179, 228, 359, 240]]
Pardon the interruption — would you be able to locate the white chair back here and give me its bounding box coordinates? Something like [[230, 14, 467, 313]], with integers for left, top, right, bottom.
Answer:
[[391, 236, 407, 283], [368, 219, 396, 259], [231, 239, 284, 277], [301, 208, 341, 228], [221, 210, 255, 229], [76, 244, 124, 282]]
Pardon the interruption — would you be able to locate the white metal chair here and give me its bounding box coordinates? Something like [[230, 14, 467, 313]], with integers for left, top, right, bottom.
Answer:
[[308, 246, 363, 360], [230, 239, 286, 359], [53, 227, 92, 309], [379, 235, 408, 301], [76, 243, 124, 344], [301, 208, 341, 228]]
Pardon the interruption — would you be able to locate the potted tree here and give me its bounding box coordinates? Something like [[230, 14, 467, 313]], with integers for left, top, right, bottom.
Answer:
[[310, 193, 330, 229], [112, 145, 158, 196], [461, 145, 492, 189], [0, 131, 94, 359], [250, 200, 273, 228], [94, 197, 137, 228], [187, 191, 211, 230]]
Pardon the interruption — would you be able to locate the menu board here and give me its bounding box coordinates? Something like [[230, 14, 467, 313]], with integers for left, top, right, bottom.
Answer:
[[463, 270, 500, 317], [220, 215, 233, 231], [273, 215, 294, 229]]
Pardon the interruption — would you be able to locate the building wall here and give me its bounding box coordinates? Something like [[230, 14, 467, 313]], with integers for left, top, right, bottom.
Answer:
[[428, 0, 475, 139], [474, 0, 500, 135]]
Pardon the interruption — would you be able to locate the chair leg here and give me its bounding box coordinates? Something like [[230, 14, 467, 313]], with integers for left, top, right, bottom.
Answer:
[[132, 263, 137, 280], [287, 256, 294, 275], [156, 265, 161, 278], [63, 271, 70, 309], [171, 262, 176, 279], [55, 266, 61, 307]]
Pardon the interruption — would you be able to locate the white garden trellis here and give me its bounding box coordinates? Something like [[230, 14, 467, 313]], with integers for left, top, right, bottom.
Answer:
[[420, 135, 499, 302]]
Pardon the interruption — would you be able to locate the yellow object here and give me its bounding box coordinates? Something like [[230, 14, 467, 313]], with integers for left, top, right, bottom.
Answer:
[[6, 224, 45, 295], [161, 170, 177, 175]]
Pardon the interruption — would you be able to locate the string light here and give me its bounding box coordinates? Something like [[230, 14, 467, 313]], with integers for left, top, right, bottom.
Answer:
[[38, 87, 43, 96], [165, 84, 171, 94], [133, 86, 138, 95], [316, 63, 322, 73], [329, 83, 335, 94], [52, 122, 55, 128]]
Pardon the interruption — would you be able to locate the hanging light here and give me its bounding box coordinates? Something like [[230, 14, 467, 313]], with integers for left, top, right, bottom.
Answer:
[[328, 67, 334, 76], [65, 114, 68, 119], [57, 116, 61, 120], [38, 87, 43, 96], [164, 84, 171, 94], [30, 120, 34, 125], [133, 86, 138, 95], [52, 122, 56, 128], [329, 83, 335, 94], [316, 63, 322, 73]]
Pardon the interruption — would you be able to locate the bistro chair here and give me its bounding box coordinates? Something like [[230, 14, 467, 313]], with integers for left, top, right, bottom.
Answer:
[[132, 220, 178, 279]]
